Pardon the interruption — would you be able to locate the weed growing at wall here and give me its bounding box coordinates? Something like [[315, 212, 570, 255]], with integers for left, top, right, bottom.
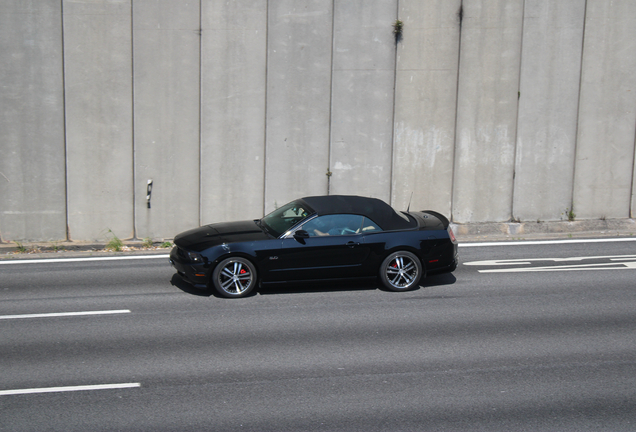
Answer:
[[393, 19, 403, 42], [51, 242, 65, 252], [563, 208, 576, 222], [106, 229, 124, 252]]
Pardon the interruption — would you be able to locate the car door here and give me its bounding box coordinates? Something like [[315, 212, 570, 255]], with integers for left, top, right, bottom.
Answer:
[[268, 214, 371, 281]]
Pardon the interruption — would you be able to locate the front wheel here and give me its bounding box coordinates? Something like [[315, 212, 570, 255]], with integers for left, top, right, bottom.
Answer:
[[212, 257, 257, 298], [379, 251, 423, 292]]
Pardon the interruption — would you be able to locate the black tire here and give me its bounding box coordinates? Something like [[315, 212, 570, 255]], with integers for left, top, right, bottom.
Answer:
[[212, 257, 257, 298], [379, 251, 423, 292]]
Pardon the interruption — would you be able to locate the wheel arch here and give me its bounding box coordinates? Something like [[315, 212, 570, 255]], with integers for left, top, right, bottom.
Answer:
[[381, 245, 428, 277], [206, 251, 260, 285], [210, 254, 259, 298], [378, 249, 425, 291]]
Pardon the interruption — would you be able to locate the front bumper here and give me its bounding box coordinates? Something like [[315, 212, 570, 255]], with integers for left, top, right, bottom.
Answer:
[[169, 246, 210, 289]]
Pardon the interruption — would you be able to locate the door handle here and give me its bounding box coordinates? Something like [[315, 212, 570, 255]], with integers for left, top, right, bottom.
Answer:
[[346, 241, 359, 248]]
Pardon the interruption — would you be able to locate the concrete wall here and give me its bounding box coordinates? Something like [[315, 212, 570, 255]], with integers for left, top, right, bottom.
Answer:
[[573, 0, 636, 220], [1, 0, 636, 242], [133, 0, 202, 239], [329, 0, 396, 203], [201, 0, 266, 223], [452, 0, 524, 223], [63, 0, 134, 241], [512, 0, 585, 222], [392, 0, 461, 215], [0, 1, 66, 241], [264, 0, 333, 214]]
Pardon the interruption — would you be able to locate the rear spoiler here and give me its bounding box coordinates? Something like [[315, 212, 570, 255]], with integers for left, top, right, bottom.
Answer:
[[420, 210, 450, 229]]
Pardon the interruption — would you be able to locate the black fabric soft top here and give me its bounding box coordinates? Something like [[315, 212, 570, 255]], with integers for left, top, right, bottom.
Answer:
[[300, 195, 416, 231]]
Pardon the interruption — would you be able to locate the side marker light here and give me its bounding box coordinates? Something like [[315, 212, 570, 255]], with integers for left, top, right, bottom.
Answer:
[[448, 227, 457, 243]]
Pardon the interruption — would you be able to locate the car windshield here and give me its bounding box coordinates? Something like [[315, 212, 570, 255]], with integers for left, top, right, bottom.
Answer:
[[260, 200, 313, 237]]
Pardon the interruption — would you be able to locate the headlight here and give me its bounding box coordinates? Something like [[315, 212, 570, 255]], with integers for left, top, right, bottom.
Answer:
[[187, 251, 203, 263]]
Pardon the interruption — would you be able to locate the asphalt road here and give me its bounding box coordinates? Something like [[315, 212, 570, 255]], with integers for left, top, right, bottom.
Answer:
[[1, 239, 635, 431]]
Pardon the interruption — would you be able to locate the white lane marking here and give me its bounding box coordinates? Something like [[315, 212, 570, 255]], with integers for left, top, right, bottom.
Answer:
[[464, 255, 636, 266], [464, 255, 636, 273], [479, 261, 636, 273], [459, 238, 636, 247], [0, 254, 170, 265], [0, 383, 141, 396], [0, 310, 131, 320]]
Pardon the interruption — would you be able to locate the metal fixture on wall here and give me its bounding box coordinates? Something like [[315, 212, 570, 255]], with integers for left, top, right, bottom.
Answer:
[[146, 180, 153, 209]]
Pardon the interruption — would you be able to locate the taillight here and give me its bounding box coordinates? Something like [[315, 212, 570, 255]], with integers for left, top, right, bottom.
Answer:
[[448, 226, 457, 243]]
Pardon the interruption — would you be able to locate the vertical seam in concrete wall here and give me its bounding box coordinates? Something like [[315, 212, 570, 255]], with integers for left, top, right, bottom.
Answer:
[[262, 0, 270, 215], [327, 0, 335, 196], [570, 0, 588, 215], [389, 0, 399, 205], [61, 0, 70, 241], [198, 0, 203, 226], [510, 0, 526, 221], [131, 1, 137, 239], [629, 117, 636, 218], [449, 0, 463, 222]]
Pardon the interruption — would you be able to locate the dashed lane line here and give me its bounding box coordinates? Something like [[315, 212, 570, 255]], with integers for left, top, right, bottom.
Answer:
[[0, 383, 141, 396], [0, 310, 131, 320], [459, 238, 636, 247], [0, 255, 170, 265]]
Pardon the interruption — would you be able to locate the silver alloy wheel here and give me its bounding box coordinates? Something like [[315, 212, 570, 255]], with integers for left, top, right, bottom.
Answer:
[[380, 251, 422, 291], [213, 257, 257, 297]]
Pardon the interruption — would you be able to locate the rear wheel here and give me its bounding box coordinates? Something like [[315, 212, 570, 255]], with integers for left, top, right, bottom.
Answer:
[[212, 257, 257, 298], [379, 251, 422, 291]]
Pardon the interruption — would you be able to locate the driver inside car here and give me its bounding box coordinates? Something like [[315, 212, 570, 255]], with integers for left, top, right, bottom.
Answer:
[[305, 215, 361, 236]]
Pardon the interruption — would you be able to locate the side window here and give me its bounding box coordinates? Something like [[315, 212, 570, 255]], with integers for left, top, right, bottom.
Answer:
[[361, 217, 382, 232], [302, 214, 364, 237]]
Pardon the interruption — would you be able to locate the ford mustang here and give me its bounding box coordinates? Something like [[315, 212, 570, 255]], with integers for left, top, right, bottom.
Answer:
[[170, 195, 457, 298]]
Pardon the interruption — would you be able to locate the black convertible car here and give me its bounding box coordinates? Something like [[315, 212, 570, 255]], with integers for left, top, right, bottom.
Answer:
[[170, 195, 457, 298]]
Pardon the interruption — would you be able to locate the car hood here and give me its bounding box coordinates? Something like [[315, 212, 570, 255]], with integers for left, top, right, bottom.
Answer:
[[173, 220, 271, 252]]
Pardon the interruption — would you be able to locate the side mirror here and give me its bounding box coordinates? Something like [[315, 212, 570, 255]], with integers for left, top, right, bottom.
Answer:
[[293, 230, 310, 244]]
